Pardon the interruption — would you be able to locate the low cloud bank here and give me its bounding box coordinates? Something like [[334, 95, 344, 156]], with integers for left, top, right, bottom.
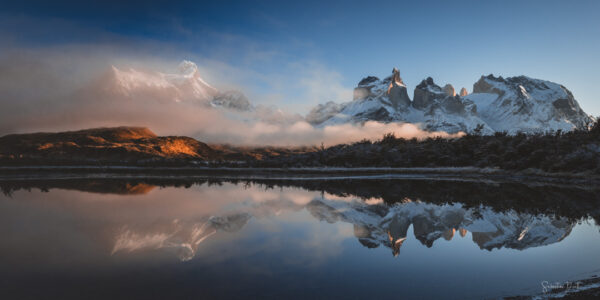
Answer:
[[197, 120, 463, 146], [0, 47, 463, 147]]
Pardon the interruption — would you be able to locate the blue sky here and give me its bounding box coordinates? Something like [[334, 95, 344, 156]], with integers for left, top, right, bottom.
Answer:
[[2, 0, 600, 115]]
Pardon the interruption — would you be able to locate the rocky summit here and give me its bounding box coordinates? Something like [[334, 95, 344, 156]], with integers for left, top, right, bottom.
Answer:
[[465, 75, 592, 133], [307, 68, 593, 134]]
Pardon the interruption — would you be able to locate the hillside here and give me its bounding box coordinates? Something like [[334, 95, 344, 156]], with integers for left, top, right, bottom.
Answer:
[[0, 127, 218, 164], [0, 126, 319, 165]]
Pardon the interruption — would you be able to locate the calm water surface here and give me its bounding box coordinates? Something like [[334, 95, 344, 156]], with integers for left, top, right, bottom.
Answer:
[[1, 178, 599, 299]]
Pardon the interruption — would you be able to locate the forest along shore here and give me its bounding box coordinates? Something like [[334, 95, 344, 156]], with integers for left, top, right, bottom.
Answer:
[[0, 121, 599, 178]]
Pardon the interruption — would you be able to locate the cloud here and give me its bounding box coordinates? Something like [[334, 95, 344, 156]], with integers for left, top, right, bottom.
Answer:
[[0, 44, 462, 147], [191, 55, 353, 113], [196, 119, 463, 147], [293, 61, 353, 107], [0, 14, 354, 113]]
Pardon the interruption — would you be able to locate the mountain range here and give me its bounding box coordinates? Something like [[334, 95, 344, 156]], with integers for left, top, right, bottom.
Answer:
[[307, 68, 593, 134], [106, 61, 593, 134]]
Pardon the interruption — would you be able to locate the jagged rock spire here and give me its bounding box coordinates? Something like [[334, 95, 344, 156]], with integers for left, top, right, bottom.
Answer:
[[443, 84, 456, 97], [391, 67, 404, 85], [386, 68, 411, 109]]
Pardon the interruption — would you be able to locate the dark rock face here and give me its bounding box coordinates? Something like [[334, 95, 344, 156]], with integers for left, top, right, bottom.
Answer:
[[355, 107, 392, 122], [416, 77, 436, 89], [358, 238, 380, 249], [553, 98, 578, 116], [386, 68, 411, 109], [473, 75, 506, 96], [459, 87, 468, 96], [212, 90, 252, 111], [441, 96, 467, 115], [387, 84, 411, 109], [413, 77, 471, 117], [358, 76, 380, 86], [552, 86, 588, 123], [413, 77, 446, 109], [354, 76, 381, 100], [413, 89, 436, 109]]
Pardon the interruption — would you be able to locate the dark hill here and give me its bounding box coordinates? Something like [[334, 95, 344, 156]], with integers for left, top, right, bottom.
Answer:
[[0, 126, 218, 164]]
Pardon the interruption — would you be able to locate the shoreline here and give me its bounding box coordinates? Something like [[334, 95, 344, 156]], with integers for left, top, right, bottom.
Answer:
[[0, 166, 598, 186]]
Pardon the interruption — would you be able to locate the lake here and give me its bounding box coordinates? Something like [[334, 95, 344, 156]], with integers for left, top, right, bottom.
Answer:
[[1, 176, 599, 299]]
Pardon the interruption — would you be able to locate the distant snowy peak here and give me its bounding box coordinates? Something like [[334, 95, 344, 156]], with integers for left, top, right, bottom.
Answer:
[[307, 68, 592, 134], [466, 74, 592, 133], [351, 68, 409, 107], [110, 60, 217, 102], [108, 60, 251, 111]]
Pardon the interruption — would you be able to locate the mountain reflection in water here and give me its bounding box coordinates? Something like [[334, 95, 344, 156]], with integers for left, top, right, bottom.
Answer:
[[1, 177, 597, 260], [1, 177, 599, 299], [105, 197, 576, 261]]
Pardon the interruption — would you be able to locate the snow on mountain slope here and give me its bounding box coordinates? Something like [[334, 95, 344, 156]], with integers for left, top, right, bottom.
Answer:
[[307, 68, 493, 134], [307, 69, 593, 134], [109, 60, 251, 111], [466, 75, 593, 133]]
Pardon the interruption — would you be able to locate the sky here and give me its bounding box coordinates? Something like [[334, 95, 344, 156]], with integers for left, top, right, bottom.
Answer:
[[0, 0, 599, 139]]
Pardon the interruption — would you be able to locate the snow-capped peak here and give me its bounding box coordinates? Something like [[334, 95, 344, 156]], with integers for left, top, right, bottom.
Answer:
[[307, 69, 592, 134], [465, 74, 593, 133], [109, 60, 217, 102], [177, 60, 199, 77], [105, 60, 252, 111]]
